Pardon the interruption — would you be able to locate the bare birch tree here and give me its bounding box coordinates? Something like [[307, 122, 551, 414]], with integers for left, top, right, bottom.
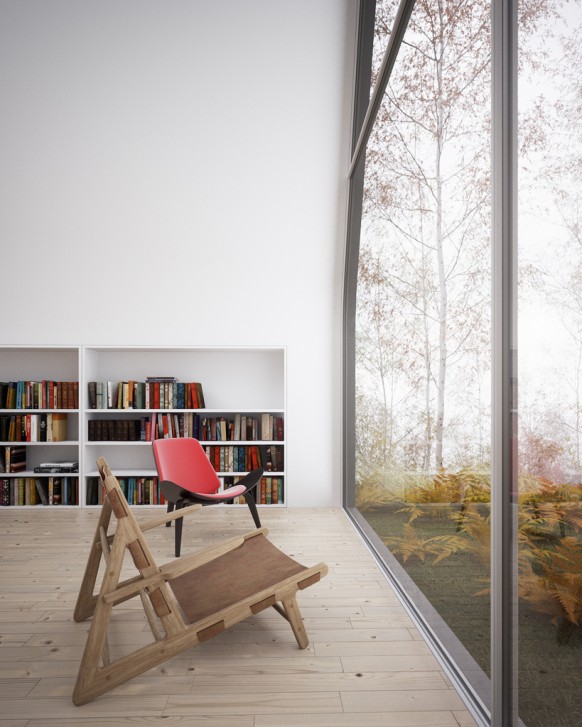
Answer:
[[357, 0, 559, 476], [360, 0, 491, 471]]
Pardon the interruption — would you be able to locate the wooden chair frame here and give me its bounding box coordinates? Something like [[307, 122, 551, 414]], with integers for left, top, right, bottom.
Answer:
[[72, 457, 327, 705]]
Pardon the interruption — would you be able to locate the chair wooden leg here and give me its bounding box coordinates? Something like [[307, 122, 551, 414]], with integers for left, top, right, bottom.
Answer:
[[281, 595, 309, 649], [74, 501, 112, 623], [244, 490, 261, 528], [74, 623, 200, 706]]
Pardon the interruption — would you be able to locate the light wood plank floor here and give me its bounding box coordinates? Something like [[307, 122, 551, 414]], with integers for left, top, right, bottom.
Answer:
[[0, 506, 478, 726]]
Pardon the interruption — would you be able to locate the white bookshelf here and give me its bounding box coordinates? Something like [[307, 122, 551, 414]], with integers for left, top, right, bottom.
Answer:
[[1, 345, 286, 508]]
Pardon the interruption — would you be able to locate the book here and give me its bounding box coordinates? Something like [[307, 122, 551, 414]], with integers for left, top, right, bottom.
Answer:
[[265, 445, 273, 471], [135, 382, 146, 409], [35, 478, 48, 505], [34, 461, 78, 473], [0, 383, 8, 409], [6, 382, 17, 409], [196, 382, 205, 408], [1, 478, 10, 505], [276, 417, 284, 440], [95, 381, 105, 409], [107, 381, 116, 408], [30, 415, 38, 442], [50, 477, 62, 505], [88, 382, 97, 409], [261, 413, 272, 440], [13, 478, 24, 505], [39, 414, 47, 442], [176, 383, 185, 409], [25, 478, 39, 506], [50, 413, 68, 441]]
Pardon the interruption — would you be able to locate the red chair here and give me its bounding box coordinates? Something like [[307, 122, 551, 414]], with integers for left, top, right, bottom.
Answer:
[[152, 437, 262, 556]]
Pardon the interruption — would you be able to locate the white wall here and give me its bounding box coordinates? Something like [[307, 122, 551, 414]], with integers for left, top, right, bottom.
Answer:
[[0, 0, 357, 507]]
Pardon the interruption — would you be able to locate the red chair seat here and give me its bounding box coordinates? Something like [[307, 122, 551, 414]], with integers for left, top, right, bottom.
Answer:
[[202, 484, 247, 500]]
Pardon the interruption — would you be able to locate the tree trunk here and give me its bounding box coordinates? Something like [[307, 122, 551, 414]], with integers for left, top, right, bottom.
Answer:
[[422, 254, 433, 471], [434, 28, 447, 471]]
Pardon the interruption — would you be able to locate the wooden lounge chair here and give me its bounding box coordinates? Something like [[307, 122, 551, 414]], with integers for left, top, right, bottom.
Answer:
[[72, 457, 327, 706]]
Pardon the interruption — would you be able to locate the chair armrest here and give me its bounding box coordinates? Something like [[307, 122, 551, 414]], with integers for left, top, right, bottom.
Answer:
[[103, 573, 166, 605], [140, 502, 203, 532], [233, 468, 263, 494]]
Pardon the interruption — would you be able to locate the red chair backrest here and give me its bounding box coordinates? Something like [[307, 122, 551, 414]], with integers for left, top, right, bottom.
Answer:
[[152, 438, 221, 495]]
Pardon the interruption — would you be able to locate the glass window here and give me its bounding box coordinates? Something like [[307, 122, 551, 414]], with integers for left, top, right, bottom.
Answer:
[[345, 1, 582, 724], [518, 2, 582, 725], [354, 0, 492, 706]]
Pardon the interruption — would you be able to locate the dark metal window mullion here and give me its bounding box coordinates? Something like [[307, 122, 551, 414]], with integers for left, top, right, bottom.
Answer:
[[491, 0, 519, 725], [343, 0, 375, 510]]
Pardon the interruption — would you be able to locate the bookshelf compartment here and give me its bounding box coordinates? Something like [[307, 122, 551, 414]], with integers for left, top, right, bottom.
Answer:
[[1, 443, 79, 476], [0, 412, 79, 445]]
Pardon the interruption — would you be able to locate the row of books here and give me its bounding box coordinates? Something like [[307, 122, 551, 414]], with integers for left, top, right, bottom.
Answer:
[[88, 414, 196, 441], [87, 413, 285, 443], [206, 413, 284, 442], [0, 475, 283, 507], [194, 413, 284, 442], [192, 413, 284, 442], [202, 444, 284, 473], [0, 477, 79, 506], [88, 418, 147, 441], [88, 379, 205, 410], [259, 476, 284, 505], [204, 445, 263, 473], [86, 476, 164, 506], [0, 380, 79, 410], [0, 413, 68, 443], [1, 446, 26, 473]]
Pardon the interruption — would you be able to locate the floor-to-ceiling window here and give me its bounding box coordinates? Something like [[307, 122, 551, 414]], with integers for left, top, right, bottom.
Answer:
[[344, 2, 582, 726], [354, 0, 493, 711], [517, 2, 582, 725]]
